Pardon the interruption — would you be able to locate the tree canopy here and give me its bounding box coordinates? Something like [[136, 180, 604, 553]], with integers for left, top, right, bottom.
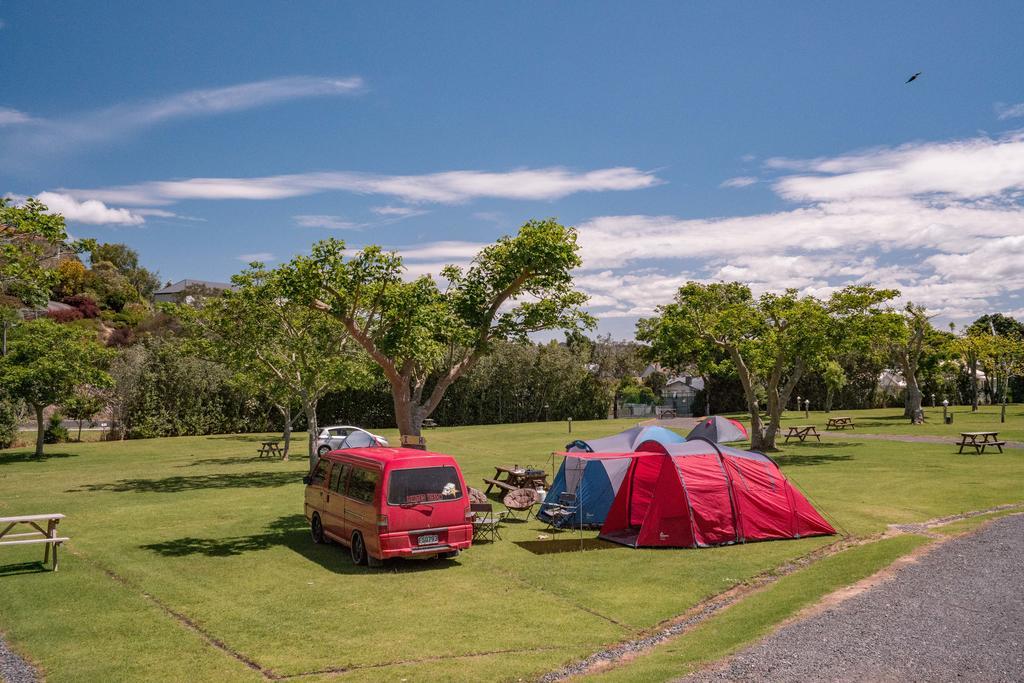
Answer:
[[1, 196, 69, 308], [0, 318, 113, 456], [280, 218, 593, 437]]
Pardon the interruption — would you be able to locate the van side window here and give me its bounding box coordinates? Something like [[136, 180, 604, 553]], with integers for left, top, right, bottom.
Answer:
[[309, 459, 330, 487], [329, 463, 350, 494], [347, 467, 379, 503]]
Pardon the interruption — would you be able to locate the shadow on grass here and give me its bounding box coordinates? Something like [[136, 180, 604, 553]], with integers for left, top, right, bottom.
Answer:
[[0, 451, 79, 466], [514, 538, 619, 555], [204, 434, 286, 443], [140, 514, 456, 573], [0, 561, 50, 576], [773, 452, 854, 467], [176, 456, 280, 466], [68, 470, 300, 493]]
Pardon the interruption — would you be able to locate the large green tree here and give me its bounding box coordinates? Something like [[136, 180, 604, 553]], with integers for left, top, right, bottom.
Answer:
[[639, 282, 897, 450], [0, 318, 113, 456], [1, 197, 68, 308], [280, 219, 592, 439], [180, 263, 369, 462], [888, 304, 945, 424]]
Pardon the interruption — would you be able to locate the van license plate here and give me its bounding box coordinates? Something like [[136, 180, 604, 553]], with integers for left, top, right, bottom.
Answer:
[[418, 534, 439, 546]]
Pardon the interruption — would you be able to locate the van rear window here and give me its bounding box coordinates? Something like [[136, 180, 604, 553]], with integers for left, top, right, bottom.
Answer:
[[387, 466, 463, 505]]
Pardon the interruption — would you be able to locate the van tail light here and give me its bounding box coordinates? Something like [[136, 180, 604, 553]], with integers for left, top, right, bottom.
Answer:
[[464, 505, 473, 521], [376, 514, 389, 532]]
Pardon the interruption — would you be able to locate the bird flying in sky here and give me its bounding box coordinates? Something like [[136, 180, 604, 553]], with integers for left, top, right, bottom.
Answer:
[[906, 71, 922, 83]]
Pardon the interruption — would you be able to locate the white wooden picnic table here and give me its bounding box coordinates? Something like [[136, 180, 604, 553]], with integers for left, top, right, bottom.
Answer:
[[0, 513, 69, 571]]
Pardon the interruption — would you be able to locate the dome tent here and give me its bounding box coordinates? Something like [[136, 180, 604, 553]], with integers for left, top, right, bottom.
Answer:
[[539, 425, 686, 529], [599, 439, 834, 548], [686, 415, 748, 443]]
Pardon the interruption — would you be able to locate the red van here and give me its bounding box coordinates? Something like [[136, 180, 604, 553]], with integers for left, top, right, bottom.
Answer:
[[303, 447, 473, 566]]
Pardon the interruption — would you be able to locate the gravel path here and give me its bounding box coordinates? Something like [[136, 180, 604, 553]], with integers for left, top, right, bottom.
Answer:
[[0, 633, 37, 683], [682, 514, 1024, 682]]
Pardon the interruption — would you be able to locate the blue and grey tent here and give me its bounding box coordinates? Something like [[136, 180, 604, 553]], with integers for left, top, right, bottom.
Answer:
[[540, 425, 686, 528]]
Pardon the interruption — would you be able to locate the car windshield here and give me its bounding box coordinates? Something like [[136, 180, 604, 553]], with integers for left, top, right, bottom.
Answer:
[[387, 466, 463, 505], [341, 431, 376, 448]]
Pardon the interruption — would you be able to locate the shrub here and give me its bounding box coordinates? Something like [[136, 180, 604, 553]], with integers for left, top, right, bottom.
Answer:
[[0, 398, 19, 449], [62, 294, 100, 318], [47, 308, 84, 323], [43, 412, 69, 444]]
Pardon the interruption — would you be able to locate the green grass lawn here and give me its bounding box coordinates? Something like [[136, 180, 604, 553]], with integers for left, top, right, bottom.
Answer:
[[1, 416, 1022, 682], [754, 403, 1024, 442]]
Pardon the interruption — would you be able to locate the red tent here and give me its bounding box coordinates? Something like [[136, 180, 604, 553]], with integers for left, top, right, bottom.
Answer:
[[599, 439, 834, 548]]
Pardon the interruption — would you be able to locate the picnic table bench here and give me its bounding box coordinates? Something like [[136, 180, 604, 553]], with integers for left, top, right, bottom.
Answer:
[[826, 416, 856, 430], [0, 513, 68, 571], [784, 425, 821, 443], [957, 431, 1006, 455], [483, 465, 548, 494], [258, 441, 284, 458]]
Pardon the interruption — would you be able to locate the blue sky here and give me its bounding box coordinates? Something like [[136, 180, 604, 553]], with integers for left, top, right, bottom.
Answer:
[[3, 1, 1024, 337]]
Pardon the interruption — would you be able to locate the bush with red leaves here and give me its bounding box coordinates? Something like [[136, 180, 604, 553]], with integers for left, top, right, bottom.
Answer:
[[61, 294, 101, 318], [47, 308, 85, 323]]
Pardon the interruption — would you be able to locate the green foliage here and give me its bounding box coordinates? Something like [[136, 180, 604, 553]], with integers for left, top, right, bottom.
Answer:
[[107, 336, 271, 439], [0, 318, 113, 410], [43, 411, 70, 444], [0, 196, 69, 307], [0, 395, 20, 449], [619, 376, 657, 405], [78, 239, 162, 301], [279, 218, 593, 434], [639, 282, 899, 447]]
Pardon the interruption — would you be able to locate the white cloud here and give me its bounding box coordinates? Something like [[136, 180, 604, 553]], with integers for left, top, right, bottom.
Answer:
[[2, 76, 364, 157], [370, 205, 426, 217], [293, 214, 358, 230], [399, 240, 485, 261], [0, 107, 31, 125], [36, 191, 145, 225], [568, 131, 1024, 325], [59, 166, 660, 206], [236, 252, 275, 263], [770, 133, 1024, 201], [720, 176, 758, 188], [995, 102, 1024, 120]]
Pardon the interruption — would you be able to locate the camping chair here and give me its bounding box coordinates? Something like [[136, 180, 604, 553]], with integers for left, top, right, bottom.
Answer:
[[540, 492, 579, 531], [470, 503, 506, 542], [468, 487, 488, 504], [502, 488, 538, 521]]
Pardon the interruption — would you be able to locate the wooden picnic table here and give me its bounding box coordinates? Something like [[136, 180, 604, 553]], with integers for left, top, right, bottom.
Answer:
[[825, 416, 856, 430], [957, 431, 1006, 455], [258, 441, 284, 458], [483, 465, 548, 494], [0, 513, 68, 571], [784, 425, 821, 443], [421, 418, 438, 429]]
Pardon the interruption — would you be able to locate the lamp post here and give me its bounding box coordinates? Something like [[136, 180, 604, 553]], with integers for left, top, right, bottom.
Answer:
[[568, 417, 573, 434], [796, 395, 801, 412], [942, 399, 949, 423], [931, 393, 936, 408], [544, 403, 550, 422], [804, 399, 810, 419]]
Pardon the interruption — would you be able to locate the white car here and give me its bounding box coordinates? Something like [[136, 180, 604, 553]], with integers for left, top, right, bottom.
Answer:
[[315, 425, 389, 457]]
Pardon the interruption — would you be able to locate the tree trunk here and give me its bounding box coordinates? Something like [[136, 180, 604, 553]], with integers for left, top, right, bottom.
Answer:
[[391, 387, 424, 442], [825, 389, 834, 413], [34, 403, 45, 458], [275, 404, 292, 461], [905, 374, 924, 424], [970, 356, 979, 412], [302, 394, 319, 471], [77, 419, 84, 442]]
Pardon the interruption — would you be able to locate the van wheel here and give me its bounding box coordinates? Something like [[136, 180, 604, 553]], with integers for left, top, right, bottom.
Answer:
[[350, 532, 368, 565], [310, 513, 325, 544], [317, 445, 331, 457]]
